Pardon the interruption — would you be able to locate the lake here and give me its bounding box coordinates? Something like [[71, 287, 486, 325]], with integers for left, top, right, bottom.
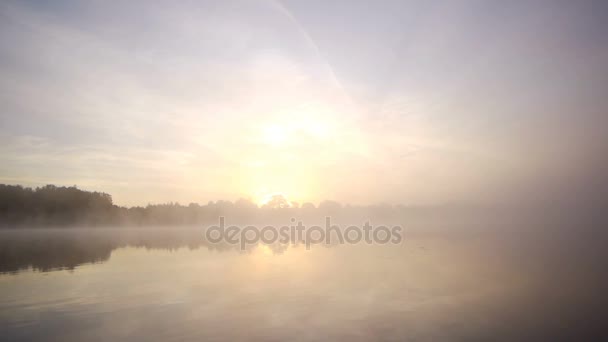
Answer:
[[0, 226, 605, 341]]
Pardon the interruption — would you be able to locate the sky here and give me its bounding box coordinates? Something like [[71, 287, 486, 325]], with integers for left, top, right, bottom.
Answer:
[[0, 0, 607, 207]]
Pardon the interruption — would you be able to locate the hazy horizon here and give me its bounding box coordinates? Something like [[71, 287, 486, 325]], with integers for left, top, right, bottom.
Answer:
[[2, 1, 608, 341]]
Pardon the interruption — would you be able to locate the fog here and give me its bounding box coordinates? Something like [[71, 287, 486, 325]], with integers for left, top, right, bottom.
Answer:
[[1, 1, 607, 340], [1, 0, 607, 209]]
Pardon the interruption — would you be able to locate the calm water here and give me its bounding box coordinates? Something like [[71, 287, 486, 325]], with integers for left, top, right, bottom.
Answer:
[[0, 227, 605, 341]]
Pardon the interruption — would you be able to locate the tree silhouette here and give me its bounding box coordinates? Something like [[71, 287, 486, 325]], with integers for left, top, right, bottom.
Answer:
[[262, 194, 291, 209], [0, 183, 407, 228]]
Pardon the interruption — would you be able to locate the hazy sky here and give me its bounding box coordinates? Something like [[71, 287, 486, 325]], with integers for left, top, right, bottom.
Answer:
[[1, 0, 607, 206]]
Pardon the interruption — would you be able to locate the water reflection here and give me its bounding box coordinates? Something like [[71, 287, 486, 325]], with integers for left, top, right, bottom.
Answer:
[[0, 227, 607, 340], [0, 228, 295, 274]]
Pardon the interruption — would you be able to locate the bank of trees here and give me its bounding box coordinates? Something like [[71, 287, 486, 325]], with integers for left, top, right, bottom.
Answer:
[[0, 184, 114, 226], [0, 184, 422, 228]]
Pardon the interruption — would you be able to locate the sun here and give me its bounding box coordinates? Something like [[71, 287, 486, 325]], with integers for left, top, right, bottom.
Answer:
[[263, 124, 289, 146], [257, 192, 292, 208]]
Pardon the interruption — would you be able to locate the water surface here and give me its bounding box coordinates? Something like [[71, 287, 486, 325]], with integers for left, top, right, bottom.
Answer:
[[0, 227, 605, 341]]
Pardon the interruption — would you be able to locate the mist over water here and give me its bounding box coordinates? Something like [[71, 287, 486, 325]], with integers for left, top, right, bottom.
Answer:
[[1, 182, 607, 340], [1, 0, 608, 340], [1, 222, 606, 341]]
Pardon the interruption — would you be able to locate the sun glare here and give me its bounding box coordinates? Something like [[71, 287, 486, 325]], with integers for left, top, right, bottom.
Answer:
[[263, 124, 288, 146], [257, 192, 292, 207]]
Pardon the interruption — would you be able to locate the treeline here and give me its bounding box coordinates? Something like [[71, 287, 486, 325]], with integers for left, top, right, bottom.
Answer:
[[0, 184, 413, 228], [0, 184, 495, 228], [0, 184, 114, 226]]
